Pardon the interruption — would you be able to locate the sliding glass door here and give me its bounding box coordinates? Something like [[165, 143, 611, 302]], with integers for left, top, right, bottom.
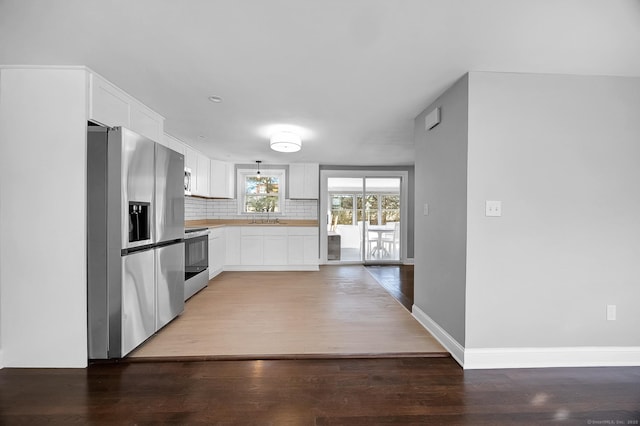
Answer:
[[363, 177, 401, 262], [322, 172, 405, 264]]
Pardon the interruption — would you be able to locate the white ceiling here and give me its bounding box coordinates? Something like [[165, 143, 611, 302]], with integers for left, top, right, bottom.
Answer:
[[1, 0, 639, 165]]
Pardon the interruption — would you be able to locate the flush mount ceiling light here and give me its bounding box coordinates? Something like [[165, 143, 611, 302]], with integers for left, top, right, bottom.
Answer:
[[270, 131, 302, 153]]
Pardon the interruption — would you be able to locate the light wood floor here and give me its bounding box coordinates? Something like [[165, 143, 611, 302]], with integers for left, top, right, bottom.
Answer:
[[129, 265, 447, 360]]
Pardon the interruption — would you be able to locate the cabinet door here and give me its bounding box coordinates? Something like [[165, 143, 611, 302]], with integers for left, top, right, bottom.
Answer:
[[288, 235, 305, 265], [288, 164, 305, 199], [241, 236, 263, 265], [168, 138, 186, 155], [208, 237, 216, 279], [225, 227, 241, 265], [210, 159, 235, 198], [89, 73, 130, 128], [303, 235, 319, 264], [184, 146, 197, 170], [164, 133, 186, 155], [288, 227, 318, 265], [212, 232, 225, 273], [89, 72, 164, 142], [130, 101, 163, 143], [196, 153, 210, 197], [303, 163, 319, 199], [209, 228, 225, 278], [263, 236, 287, 265], [289, 163, 319, 199]]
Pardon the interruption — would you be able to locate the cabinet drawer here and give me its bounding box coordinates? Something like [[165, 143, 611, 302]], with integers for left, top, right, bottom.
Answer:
[[288, 227, 318, 236], [263, 227, 287, 236]]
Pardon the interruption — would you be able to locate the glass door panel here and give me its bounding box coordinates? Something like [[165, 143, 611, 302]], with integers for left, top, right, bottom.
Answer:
[[327, 177, 363, 262], [364, 177, 401, 263]]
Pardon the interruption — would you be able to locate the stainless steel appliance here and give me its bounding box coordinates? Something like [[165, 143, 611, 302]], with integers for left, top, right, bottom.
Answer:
[[184, 167, 192, 195], [184, 227, 209, 301], [87, 126, 185, 359]]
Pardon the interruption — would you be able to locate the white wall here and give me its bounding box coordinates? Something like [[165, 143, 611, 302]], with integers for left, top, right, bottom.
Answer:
[[413, 74, 469, 348], [0, 68, 88, 367], [465, 72, 640, 350]]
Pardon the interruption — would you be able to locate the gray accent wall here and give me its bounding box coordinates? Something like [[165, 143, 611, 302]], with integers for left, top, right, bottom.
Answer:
[[413, 74, 469, 347]]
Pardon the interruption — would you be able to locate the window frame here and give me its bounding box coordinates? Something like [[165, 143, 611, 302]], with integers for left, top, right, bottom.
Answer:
[[237, 168, 286, 215]]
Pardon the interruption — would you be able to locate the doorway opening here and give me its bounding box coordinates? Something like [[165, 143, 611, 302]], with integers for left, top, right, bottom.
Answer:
[[320, 171, 408, 265]]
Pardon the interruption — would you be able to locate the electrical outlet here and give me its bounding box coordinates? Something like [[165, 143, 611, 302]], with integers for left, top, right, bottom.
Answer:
[[485, 200, 502, 217], [607, 304, 616, 321]]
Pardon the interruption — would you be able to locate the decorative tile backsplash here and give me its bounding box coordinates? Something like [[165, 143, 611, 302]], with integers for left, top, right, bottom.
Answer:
[[185, 197, 318, 221]]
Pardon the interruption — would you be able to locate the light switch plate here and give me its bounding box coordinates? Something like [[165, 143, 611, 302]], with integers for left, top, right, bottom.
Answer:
[[485, 200, 502, 217], [423, 203, 429, 216]]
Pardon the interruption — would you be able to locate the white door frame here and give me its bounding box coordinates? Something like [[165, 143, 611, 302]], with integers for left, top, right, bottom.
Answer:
[[319, 169, 409, 264]]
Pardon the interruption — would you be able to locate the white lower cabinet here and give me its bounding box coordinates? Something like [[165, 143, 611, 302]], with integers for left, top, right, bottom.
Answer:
[[224, 226, 318, 271], [288, 228, 319, 265], [240, 236, 263, 265], [225, 227, 241, 266], [263, 228, 288, 265], [208, 227, 225, 279]]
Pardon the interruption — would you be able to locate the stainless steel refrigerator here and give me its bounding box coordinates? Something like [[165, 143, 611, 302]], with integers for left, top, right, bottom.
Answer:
[[87, 126, 185, 359]]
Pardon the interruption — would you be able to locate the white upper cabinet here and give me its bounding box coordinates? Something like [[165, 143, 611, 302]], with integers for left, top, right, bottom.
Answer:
[[210, 159, 235, 199], [288, 163, 319, 199], [184, 145, 210, 197], [162, 133, 186, 155], [196, 153, 210, 197], [184, 145, 197, 173], [130, 101, 163, 143], [89, 73, 129, 127], [88, 72, 164, 142]]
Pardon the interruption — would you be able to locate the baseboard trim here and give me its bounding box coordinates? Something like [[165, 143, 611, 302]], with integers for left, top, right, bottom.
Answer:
[[411, 306, 640, 369], [464, 346, 640, 369], [412, 305, 464, 366], [224, 265, 319, 272], [0, 349, 3, 369], [403, 258, 415, 265]]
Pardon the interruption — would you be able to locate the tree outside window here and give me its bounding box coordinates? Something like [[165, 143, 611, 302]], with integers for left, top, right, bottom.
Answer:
[[330, 193, 399, 225], [244, 175, 280, 212]]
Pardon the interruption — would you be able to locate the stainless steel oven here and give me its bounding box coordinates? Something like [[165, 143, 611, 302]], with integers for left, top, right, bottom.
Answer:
[[184, 228, 209, 300]]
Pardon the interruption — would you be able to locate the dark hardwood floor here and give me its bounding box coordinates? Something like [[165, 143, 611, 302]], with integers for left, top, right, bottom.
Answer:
[[1, 357, 639, 424], [2, 268, 638, 424], [366, 264, 414, 311]]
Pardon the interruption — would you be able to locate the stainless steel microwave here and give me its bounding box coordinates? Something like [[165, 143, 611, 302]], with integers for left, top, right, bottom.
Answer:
[[184, 167, 192, 195]]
